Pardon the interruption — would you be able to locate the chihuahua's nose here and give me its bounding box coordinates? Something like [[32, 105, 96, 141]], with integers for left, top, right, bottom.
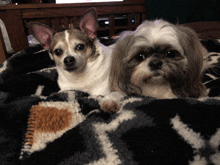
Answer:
[[64, 56, 75, 66], [149, 59, 162, 70]]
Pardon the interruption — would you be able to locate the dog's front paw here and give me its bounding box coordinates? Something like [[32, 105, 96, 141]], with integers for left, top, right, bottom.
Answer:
[[100, 99, 120, 114]]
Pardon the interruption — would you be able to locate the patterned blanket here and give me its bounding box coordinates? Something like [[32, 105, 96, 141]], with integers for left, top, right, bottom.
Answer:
[[0, 40, 220, 165]]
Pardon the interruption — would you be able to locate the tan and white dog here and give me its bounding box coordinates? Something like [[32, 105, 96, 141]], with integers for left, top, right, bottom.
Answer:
[[29, 8, 112, 95], [29, 8, 119, 112]]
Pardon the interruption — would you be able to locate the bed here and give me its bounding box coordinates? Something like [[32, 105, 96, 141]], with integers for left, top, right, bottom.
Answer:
[[1, 1, 220, 165]]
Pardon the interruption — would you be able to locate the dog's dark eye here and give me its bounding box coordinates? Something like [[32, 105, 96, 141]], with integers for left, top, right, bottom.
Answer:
[[54, 49, 63, 56], [135, 54, 146, 61], [76, 44, 85, 51], [165, 50, 177, 58]]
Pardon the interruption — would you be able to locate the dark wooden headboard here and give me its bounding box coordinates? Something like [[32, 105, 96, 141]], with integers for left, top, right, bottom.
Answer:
[[0, 0, 146, 62], [182, 21, 220, 40]]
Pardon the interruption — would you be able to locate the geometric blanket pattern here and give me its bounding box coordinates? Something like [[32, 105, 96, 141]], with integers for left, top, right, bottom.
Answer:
[[0, 40, 220, 165]]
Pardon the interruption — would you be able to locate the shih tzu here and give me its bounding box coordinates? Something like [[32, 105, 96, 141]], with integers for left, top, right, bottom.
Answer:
[[109, 19, 209, 99]]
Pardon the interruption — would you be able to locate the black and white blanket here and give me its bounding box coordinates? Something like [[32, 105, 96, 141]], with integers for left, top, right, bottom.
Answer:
[[0, 40, 220, 165]]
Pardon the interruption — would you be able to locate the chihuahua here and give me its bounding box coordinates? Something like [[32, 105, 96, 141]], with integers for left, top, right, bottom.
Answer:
[[29, 8, 120, 113], [29, 8, 113, 96]]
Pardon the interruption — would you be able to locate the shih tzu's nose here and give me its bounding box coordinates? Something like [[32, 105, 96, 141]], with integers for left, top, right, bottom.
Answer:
[[64, 56, 75, 66], [149, 59, 162, 70]]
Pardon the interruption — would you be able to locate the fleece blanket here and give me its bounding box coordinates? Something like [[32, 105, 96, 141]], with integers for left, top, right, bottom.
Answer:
[[0, 40, 220, 165]]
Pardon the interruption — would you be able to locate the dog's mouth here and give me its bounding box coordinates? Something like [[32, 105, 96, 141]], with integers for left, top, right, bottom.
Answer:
[[143, 71, 166, 83], [153, 71, 162, 77], [64, 67, 78, 72]]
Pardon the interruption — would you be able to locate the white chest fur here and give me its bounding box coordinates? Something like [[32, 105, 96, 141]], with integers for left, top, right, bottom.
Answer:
[[57, 41, 113, 96]]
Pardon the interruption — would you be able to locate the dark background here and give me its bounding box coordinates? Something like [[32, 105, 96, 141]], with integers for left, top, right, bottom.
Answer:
[[11, 0, 220, 24], [145, 0, 220, 24]]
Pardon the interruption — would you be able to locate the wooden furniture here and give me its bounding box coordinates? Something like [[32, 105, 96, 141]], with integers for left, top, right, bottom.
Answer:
[[182, 21, 220, 40], [27, 0, 42, 3], [0, 29, 7, 63], [0, 0, 147, 63]]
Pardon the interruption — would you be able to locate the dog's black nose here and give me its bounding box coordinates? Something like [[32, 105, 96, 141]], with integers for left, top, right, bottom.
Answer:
[[149, 59, 162, 70], [64, 57, 75, 66]]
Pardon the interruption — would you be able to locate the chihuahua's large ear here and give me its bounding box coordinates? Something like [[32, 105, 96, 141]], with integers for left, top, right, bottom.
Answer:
[[28, 22, 55, 50], [79, 8, 98, 39]]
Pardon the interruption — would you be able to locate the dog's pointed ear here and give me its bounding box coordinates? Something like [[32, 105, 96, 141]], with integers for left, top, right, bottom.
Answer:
[[28, 22, 55, 50], [79, 8, 98, 39]]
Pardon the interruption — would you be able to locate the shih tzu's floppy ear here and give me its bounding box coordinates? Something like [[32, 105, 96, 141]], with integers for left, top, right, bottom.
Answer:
[[28, 22, 56, 50], [79, 7, 99, 40], [172, 26, 208, 98], [110, 33, 141, 96]]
